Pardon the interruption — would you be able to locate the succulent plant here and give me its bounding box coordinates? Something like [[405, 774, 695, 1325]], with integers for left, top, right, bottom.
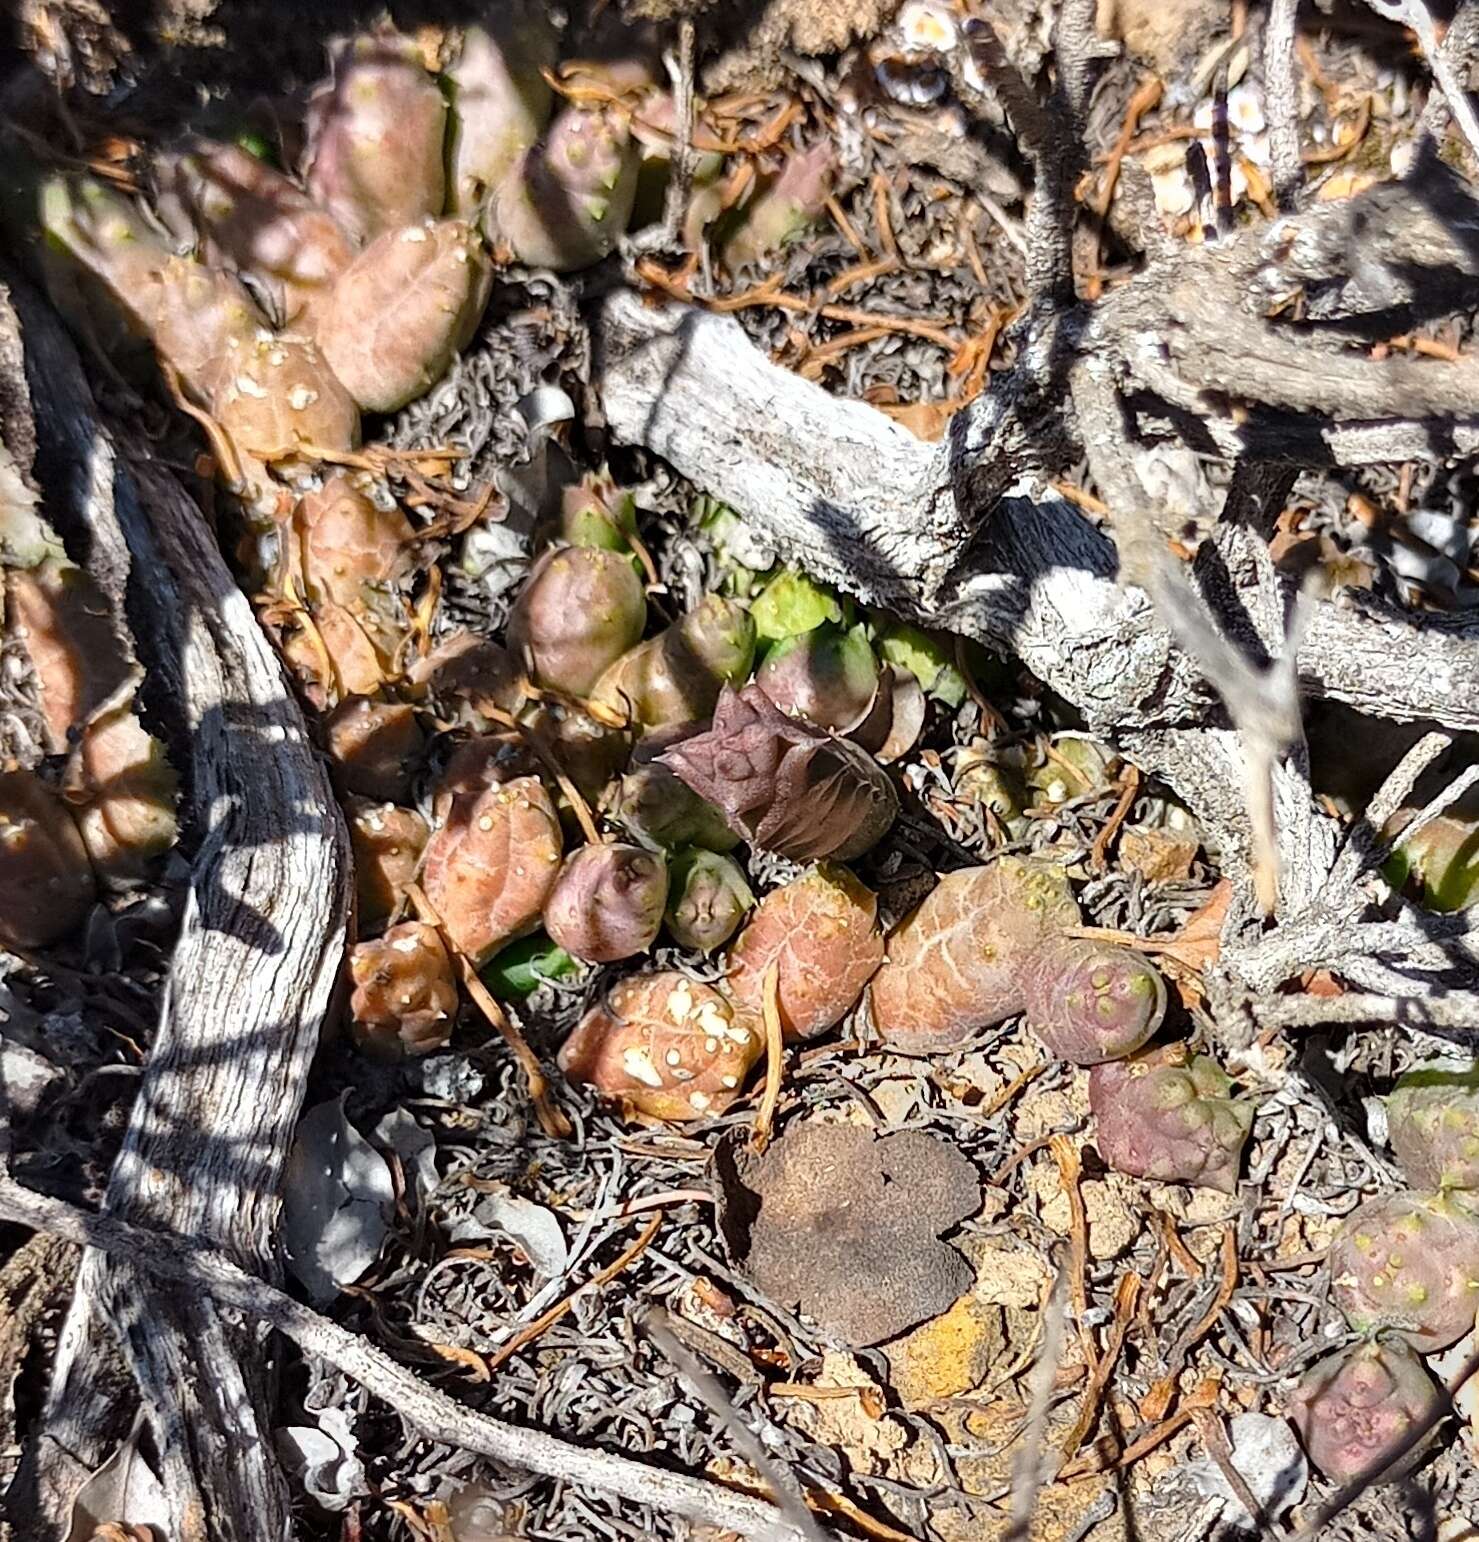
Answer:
[[593, 596, 756, 730], [1089, 1045, 1252, 1191], [210, 331, 360, 463], [345, 797, 428, 926], [525, 703, 629, 801], [1387, 1061, 1479, 1191], [348, 920, 459, 1059], [304, 30, 447, 243], [725, 865, 884, 1041], [314, 220, 493, 413], [1329, 1189, 1479, 1351], [420, 774, 563, 964], [506, 546, 647, 698], [0, 768, 95, 948], [870, 859, 1081, 1052], [292, 476, 413, 610], [405, 632, 521, 721], [847, 665, 926, 764], [1023, 936, 1167, 1065], [876, 621, 968, 706], [1027, 733, 1121, 808], [558, 971, 762, 1121], [954, 749, 1027, 827], [721, 143, 836, 271], [558, 468, 638, 552], [1287, 1339, 1443, 1485], [445, 12, 560, 214], [609, 750, 741, 854], [323, 696, 423, 802], [755, 624, 879, 732], [481, 931, 579, 1000], [5, 558, 135, 752], [1384, 791, 1479, 912], [665, 847, 753, 953], [543, 841, 668, 963], [488, 104, 640, 271], [72, 709, 179, 887], [154, 137, 355, 325], [749, 568, 844, 643], [660, 684, 898, 862]]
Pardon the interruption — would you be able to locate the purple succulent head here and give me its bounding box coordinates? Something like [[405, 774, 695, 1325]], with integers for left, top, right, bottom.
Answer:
[[1023, 936, 1167, 1065]]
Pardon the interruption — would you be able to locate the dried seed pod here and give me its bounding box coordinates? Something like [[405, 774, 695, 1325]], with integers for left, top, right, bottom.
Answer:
[[1089, 1045, 1252, 1192], [0, 768, 95, 948], [725, 865, 884, 1040], [664, 847, 753, 953], [315, 220, 493, 413], [660, 684, 897, 862], [304, 31, 447, 242], [1288, 1339, 1443, 1485], [1387, 1061, 1479, 1191], [1023, 936, 1167, 1065], [558, 467, 638, 552], [154, 138, 355, 324], [6, 558, 135, 752], [558, 971, 762, 1121], [593, 596, 756, 730], [420, 774, 563, 965], [72, 709, 180, 887], [348, 921, 459, 1059], [446, 12, 560, 214], [345, 797, 428, 925], [506, 546, 647, 698], [755, 624, 879, 732], [488, 104, 639, 271], [292, 476, 413, 608], [324, 696, 423, 802], [543, 841, 668, 962], [721, 142, 836, 271], [1330, 1189, 1479, 1351], [870, 859, 1080, 1052], [210, 331, 360, 462]]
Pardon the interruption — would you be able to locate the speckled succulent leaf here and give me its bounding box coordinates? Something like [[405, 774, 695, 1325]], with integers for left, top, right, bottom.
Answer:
[[445, 13, 559, 214], [304, 31, 447, 243], [154, 137, 355, 324], [1287, 1339, 1443, 1485], [141, 255, 268, 402], [1089, 1046, 1251, 1192], [749, 568, 844, 642], [0, 769, 95, 948], [558, 971, 762, 1122], [1024, 936, 1167, 1065], [592, 596, 755, 729], [870, 858, 1081, 1051], [292, 477, 413, 610], [725, 864, 884, 1040], [315, 220, 493, 413], [349, 921, 459, 1059], [420, 774, 563, 965], [558, 468, 638, 551], [609, 756, 741, 854], [954, 751, 1027, 823], [324, 696, 423, 803], [73, 709, 179, 887], [345, 797, 428, 926], [664, 847, 753, 954], [755, 623, 879, 732], [487, 104, 639, 271], [1330, 1190, 1479, 1351], [507, 545, 647, 698], [1388, 1061, 1479, 1190], [543, 842, 668, 963], [659, 684, 898, 863], [210, 332, 360, 462], [5, 557, 136, 753], [721, 142, 836, 271]]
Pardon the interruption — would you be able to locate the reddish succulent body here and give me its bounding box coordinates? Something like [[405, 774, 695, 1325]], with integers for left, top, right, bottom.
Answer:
[[507, 546, 647, 697], [72, 710, 179, 886], [558, 468, 638, 551], [1023, 936, 1166, 1065], [1287, 1339, 1443, 1485], [346, 798, 428, 925], [210, 332, 360, 462], [315, 220, 493, 412], [543, 842, 669, 963], [420, 775, 563, 964], [559, 971, 762, 1121], [659, 684, 897, 862], [1329, 1189, 1479, 1351], [293, 476, 413, 609], [725, 865, 885, 1040], [324, 696, 423, 803], [0, 769, 95, 948], [348, 921, 459, 1058], [755, 625, 879, 732], [1387, 1062, 1479, 1191], [722, 143, 836, 270], [869, 859, 1080, 1051], [1089, 1047, 1252, 1191]]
